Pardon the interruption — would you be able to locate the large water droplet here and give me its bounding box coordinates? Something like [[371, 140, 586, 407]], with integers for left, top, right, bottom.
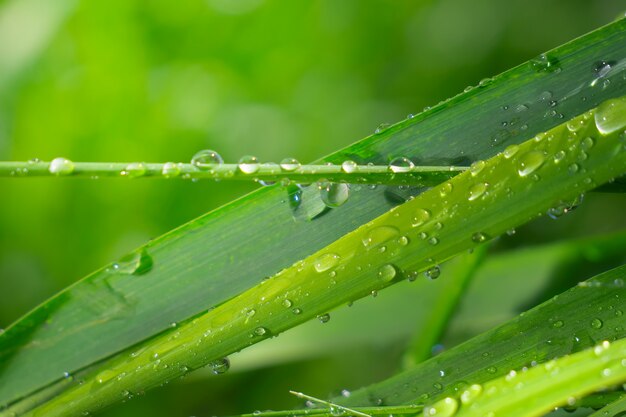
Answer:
[[341, 160, 358, 173], [280, 157, 301, 172], [423, 397, 458, 417], [191, 149, 223, 170], [469, 160, 486, 176], [594, 97, 626, 135], [378, 264, 397, 282], [314, 253, 340, 272], [209, 357, 230, 375], [362, 226, 400, 248], [503, 145, 519, 159], [317, 313, 331, 323], [468, 183, 488, 201], [49, 157, 75, 176], [238, 155, 260, 174], [320, 182, 350, 208], [108, 249, 153, 275], [517, 151, 546, 177], [591, 318, 603, 329], [411, 209, 431, 227], [389, 157, 414, 173]]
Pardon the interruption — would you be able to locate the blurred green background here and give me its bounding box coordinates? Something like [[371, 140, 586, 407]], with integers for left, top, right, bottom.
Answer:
[[0, 0, 625, 416]]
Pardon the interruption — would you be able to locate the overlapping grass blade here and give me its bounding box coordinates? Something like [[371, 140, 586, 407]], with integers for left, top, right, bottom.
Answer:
[[12, 93, 626, 416], [1, 17, 625, 412]]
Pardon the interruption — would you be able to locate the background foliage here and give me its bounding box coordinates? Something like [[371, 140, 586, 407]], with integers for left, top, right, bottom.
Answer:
[[0, 1, 625, 416]]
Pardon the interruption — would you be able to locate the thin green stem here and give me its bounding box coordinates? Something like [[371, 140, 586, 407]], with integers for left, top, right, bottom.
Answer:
[[0, 160, 467, 186]]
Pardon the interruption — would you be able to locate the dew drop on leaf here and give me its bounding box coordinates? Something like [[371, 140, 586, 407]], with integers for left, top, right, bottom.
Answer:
[[469, 160, 486, 176], [108, 249, 153, 275], [411, 208, 431, 227], [191, 149, 223, 170], [313, 253, 340, 272], [320, 182, 350, 208], [471, 232, 488, 243], [594, 97, 626, 134], [591, 318, 603, 329], [123, 162, 147, 178], [49, 157, 75, 176], [162, 162, 181, 178], [388, 157, 414, 173], [460, 384, 483, 405], [280, 157, 301, 172], [209, 357, 230, 375], [378, 264, 397, 282], [423, 397, 458, 417], [424, 266, 440, 280], [468, 182, 488, 201], [517, 151, 546, 177], [502, 144, 519, 159], [238, 155, 260, 174], [362, 226, 399, 248], [317, 313, 330, 323], [341, 160, 358, 173]]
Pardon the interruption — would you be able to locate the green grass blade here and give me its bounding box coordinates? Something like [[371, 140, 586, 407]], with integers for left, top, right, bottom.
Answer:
[[15, 95, 626, 416], [337, 263, 626, 408], [1, 17, 625, 409], [588, 394, 626, 417]]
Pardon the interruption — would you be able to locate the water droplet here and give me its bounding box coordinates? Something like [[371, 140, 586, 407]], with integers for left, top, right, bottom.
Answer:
[[460, 384, 483, 405], [191, 149, 223, 170], [314, 253, 340, 272], [423, 397, 458, 417], [553, 150, 566, 163], [375, 123, 391, 134], [209, 357, 230, 375], [341, 160, 358, 173], [581, 136, 595, 150], [439, 182, 453, 197], [553, 320, 564, 328], [591, 318, 603, 329], [530, 53, 560, 72], [49, 157, 75, 176], [487, 366, 497, 374], [238, 155, 260, 174], [280, 158, 301, 172], [503, 145, 519, 159], [363, 226, 399, 248], [378, 264, 397, 282], [108, 249, 153, 275], [123, 162, 147, 178], [568, 163, 580, 174], [411, 208, 431, 227], [388, 157, 414, 173], [293, 308, 302, 315], [479, 78, 492, 87], [282, 299, 292, 308], [162, 162, 181, 178], [320, 183, 350, 208], [468, 183, 488, 201], [317, 313, 330, 323], [517, 151, 546, 177], [595, 97, 626, 134], [254, 327, 268, 336], [428, 237, 439, 246], [96, 369, 117, 384], [424, 266, 440, 280], [470, 160, 486, 176], [398, 236, 410, 246], [471, 232, 488, 243]]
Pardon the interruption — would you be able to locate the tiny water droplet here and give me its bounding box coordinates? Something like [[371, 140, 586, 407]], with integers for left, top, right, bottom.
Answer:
[[424, 266, 440, 280], [411, 208, 431, 227], [568, 163, 580, 174], [553, 150, 566, 163], [517, 151, 546, 177], [292, 308, 302, 315], [209, 357, 230, 375], [238, 155, 260, 174], [439, 182, 453, 197], [460, 384, 483, 405], [123, 162, 147, 178], [471, 232, 488, 243], [581, 136, 595, 150], [254, 327, 268, 336], [162, 162, 181, 178], [108, 249, 153, 275], [530, 53, 560, 73], [398, 236, 409, 246], [553, 320, 564, 328], [591, 318, 603, 329], [341, 160, 358, 173], [487, 366, 497, 374], [375, 123, 391, 134], [49, 157, 75, 176], [428, 237, 439, 246], [320, 183, 350, 208], [378, 264, 397, 282], [191, 149, 223, 170], [317, 313, 331, 323], [282, 299, 292, 308], [468, 183, 488, 201], [388, 157, 414, 173], [314, 253, 340, 272]]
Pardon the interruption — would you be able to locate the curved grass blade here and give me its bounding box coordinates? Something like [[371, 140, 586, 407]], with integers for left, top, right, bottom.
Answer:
[[14, 95, 626, 416], [2, 17, 625, 409], [588, 394, 626, 417]]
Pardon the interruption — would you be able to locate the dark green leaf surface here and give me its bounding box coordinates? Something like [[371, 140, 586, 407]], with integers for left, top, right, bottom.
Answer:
[[1, 17, 625, 408]]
